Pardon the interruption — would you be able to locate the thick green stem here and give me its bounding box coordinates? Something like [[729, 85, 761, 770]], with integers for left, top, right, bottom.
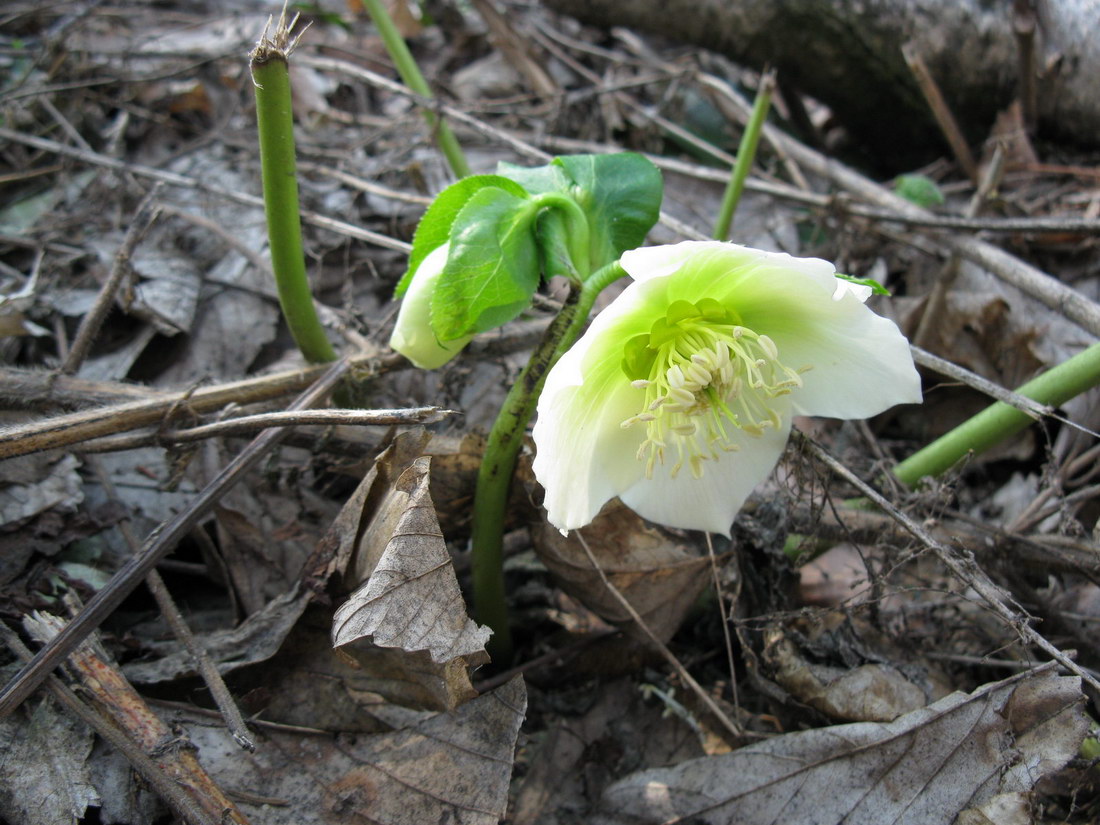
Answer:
[[713, 70, 775, 241], [361, 0, 470, 179], [893, 341, 1100, 486], [472, 261, 625, 658], [251, 24, 337, 364]]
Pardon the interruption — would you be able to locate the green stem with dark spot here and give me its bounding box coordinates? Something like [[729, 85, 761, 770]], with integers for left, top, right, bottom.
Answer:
[[472, 261, 625, 659]]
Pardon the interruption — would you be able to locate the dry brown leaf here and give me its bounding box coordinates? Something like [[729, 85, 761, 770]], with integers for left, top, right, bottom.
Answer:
[[532, 500, 712, 642], [596, 667, 1086, 825], [332, 454, 490, 710], [763, 627, 929, 722], [187, 675, 526, 825], [956, 791, 1034, 825]]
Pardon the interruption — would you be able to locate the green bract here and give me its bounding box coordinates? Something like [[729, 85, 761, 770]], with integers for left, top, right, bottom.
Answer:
[[532, 241, 923, 535]]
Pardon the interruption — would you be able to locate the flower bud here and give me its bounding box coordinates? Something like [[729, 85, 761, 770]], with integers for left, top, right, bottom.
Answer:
[[389, 244, 474, 369]]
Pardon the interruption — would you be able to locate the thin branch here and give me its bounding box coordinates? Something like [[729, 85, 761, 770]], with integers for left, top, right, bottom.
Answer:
[[0, 355, 354, 717], [0, 624, 219, 825], [77, 406, 454, 453], [0, 126, 410, 253], [575, 530, 751, 742], [61, 186, 161, 375], [798, 432, 1100, 695]]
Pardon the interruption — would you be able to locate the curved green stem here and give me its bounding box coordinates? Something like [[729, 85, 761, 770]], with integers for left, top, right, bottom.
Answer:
[[472, 261, 625, 659], [361, 0, 470, 179], [251, 24, 337, 365], [893, 341, 1100, 486]]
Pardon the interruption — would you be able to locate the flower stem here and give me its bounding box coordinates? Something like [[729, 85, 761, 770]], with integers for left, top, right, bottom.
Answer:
[[712, 70, 775, 241], [472, 262, 625, 659], [251, 17, 337, 365], [893, 341, 1100, 486], [361, 0, 471, 179]]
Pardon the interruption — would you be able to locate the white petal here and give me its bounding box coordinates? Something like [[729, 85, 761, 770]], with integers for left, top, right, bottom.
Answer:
[[620, 241, 731, 282], [532, 278, 663, 533], [389, 244, 473, 369], [729, 269, 920, 419], [533, 349, 646, 533], [619, 411, 792, 537], [672, 247, 920, 419]]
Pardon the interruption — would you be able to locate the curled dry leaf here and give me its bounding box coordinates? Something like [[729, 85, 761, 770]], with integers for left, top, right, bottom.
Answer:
[[532, 500, 713, 643], [332, 455, 491, 710], [596, 667, 1087, 825], [762, 624, 932, 722]]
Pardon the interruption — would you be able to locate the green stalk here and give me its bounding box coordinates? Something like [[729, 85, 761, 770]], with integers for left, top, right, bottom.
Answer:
[[361, 0, 470, 179], [712, 70, 775, 241], [893, 342, 1100, 486], [472, 261, 625, 658], [250, 15, 337, 364]]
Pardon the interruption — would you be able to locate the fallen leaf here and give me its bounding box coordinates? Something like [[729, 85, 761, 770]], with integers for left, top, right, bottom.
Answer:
[[531, 500, 713, 643], [956, 791, 1033, 825], [762, 623, 932, 722], [186, 675, 526, 825], [332, 455, 491, 710], [0, 452, 83, 528], [513, 679, 706, 825], [595, 667, 1086, 825], [123, 588, 311, 684], [0, 693, 99, 825]]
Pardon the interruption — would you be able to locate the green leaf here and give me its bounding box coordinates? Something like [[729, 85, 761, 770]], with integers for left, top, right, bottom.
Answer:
[[431, 187, 540, 340], [498, 153, 663, 272], [893, 174, 945, 208], [396, 174, 529, 297], [554, 153, 663, 268], [835, 273, 891, 296], [497, 160, 570, 196], [622, 333, 658, 380]]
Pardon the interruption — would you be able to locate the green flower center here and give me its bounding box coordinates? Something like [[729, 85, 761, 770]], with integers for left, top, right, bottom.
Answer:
[[620, 298, 808, 480]]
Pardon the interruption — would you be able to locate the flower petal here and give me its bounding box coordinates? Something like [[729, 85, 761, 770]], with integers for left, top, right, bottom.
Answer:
[[532, 279, 663, 533], [627, 242, 920, 419], [389, 244, 474, 369], [711, 259, 920, 419], [619, 408, 792, 537]]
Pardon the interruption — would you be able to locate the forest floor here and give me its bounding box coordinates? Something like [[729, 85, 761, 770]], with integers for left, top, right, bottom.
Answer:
[[1, 1, 1099, 824]]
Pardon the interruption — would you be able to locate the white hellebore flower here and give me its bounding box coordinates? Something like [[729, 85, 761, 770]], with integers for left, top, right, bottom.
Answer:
[[389, 244, 474, 369], [532, 241, 922, 536]]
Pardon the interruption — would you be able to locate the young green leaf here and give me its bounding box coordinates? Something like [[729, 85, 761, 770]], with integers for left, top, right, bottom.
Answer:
[[893, 174, 945, 209], [498, 153, 663, 272], [396, 174, 530, 297], [835, 273, 891, 295], [554, 153, 663, 267], [430, 187, 541, 340]]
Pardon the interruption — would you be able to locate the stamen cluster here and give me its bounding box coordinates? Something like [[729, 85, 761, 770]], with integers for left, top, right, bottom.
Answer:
[[620, 302, 807, 480]]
